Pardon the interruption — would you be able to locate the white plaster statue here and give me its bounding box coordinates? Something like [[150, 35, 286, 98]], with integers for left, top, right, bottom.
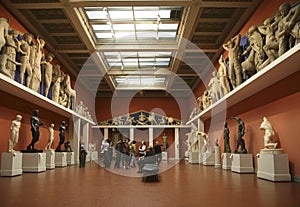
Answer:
[[189, 107, 198, 120], [162, 133, 168, 150], [201, 90, 212, 110], [222, 34, 243, 88], [0, 18, 9, 53], [148, 112, 158, 125], [30, 37, 45, 92], [62, 74, 76, 109], [208, 71, 225, 103], [43, 53, 54, 97], [8, 114, 22, 153], [45, 123, 55, 150], [196, 95, 203, 112], [51, 64, 62, 103], [19, 33, 33, 86], [198, 131, 212, 153], [260, 117, 277, 149], [0, 53, 21, 78], [217, 55, 231, 94]]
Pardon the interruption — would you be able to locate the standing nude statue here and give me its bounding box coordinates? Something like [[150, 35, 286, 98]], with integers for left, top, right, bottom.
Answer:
[[52, 64, 62, 103], [45, 123, 55, 150], [208, 71, 225, 103], [30, 37, 45, 92], [223, 34, 243, 88], [27, 110, 43, 151], [0, 53, 21, 78], [0, 18, 9, 53], [223, 121, 231, 153], [217, 55, 231, 94], [8, 115, 22, 153], [56, 121, 67, 152], [43, 53, 54, 97], [231, 117, 247, 154], [19, 33, 33, 86]]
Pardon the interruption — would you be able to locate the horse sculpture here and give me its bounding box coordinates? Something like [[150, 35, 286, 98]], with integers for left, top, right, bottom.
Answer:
[[260, 117, 277, 149]]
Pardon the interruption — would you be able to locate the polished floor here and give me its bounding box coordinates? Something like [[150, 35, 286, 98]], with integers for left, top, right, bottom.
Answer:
[[1, 159, 300, 207]]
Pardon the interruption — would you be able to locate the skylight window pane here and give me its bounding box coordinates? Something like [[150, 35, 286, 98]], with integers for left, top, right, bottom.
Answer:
[[138, 52, 155, 57], [109, 11, 133, 20], [115, 32, 135, 39], [139, 58, 155, 62], [156, 52, 172, 56], [159, 10, 171, 18], [156, 62, 170, 66], [159, 24, 178, 30], [158, 32, 176, 38], [104, 52, 119, 56], [135, 24, 156, 31], [86, 11, 107, 19], [136, 32, 156, 39], [156, 58, 170, 62], [92, 24, 111, 31], [96, 33, 113, 38], [120, 52, 137, 57], [140, 62, 155, 67], [123, 58, 138, 63], [109, 62, 123, 67], [134, 11, 158, 19], [113, 24, 134, 31], [123, 62, 138, 67]]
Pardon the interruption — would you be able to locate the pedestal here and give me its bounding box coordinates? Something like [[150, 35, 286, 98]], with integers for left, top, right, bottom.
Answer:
[[67, 152, 75, 165], [231, 154, 254, 173], [202, 152, 215, 166], [214, 146, 221, 168], [91, 151, 98, 161], [55, 152, 67, 167], [257, 149, 291, 181], [188, 151, 199, 164], [22, 153, 46, 172], [0, 152, 23, 176], [162, 152, 168, 161], [44, 149, 55, 170], [222, 153, 232, 170]]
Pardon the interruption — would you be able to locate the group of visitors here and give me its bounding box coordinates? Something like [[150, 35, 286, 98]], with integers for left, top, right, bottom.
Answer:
[[101, 138, 163, 173]]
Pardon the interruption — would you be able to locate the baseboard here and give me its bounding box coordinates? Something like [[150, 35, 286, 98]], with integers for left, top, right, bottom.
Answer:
[[292, 175, 300, 183]]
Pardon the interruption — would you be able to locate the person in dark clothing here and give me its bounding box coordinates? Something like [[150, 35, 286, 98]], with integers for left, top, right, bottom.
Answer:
[[114, 138, 123, 168], [137, 147, 157, 173], [154, 141, 162, 164], [79, 144, 87, 168]]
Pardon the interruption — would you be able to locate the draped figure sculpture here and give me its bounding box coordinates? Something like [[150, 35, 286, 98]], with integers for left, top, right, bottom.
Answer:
[[52, 64, 62, 103], [19, 33, 33, 86], [43, 53, 54, 97], [0, 18, 9, 53]]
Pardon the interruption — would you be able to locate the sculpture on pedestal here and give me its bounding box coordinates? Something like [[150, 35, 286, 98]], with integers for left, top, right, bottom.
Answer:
[[162, 133, 168, 151], [8, 115, 22, 153], [43, 53, 54, 97], [260, 117, 277, 149], [231, 117, 247, 154], [0, 18, 9, 53], [27, 110, 43, 151], [223, 121, 231, 153], [199, 132, 212, 153], [45, 123, 54, 150], [56, 121, 67, 152]]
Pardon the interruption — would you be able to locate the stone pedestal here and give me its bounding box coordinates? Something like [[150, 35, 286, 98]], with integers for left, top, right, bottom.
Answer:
[[22, 153, 46, 173], [214, 146, 221, 168], [231, 153, 254, 173], [222, 153, 232, 170], [67, 152, 75, 165], [202, 152, 215, 166], [188, 151, 199, 164], [55, 152, 67, 167], [91, 151, 98, 161], [0, 152, 23, 176], [257, 149, 291, 182], [162, 152, 168, 161], [44, 149, 55, 170]]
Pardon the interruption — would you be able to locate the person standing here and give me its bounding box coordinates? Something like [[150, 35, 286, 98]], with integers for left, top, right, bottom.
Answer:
[[114, 138, 123, 169], [79, 143, 87, 168], [129, 140, 136, 168], [154, 141, 162, 164]]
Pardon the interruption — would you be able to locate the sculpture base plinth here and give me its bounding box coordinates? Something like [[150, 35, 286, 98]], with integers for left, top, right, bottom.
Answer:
[[257, 152, 291, 182], [67, 152, 75, 165], [202, 152, 215, 166], [0, 152, 23, 176], [44, 149, 55, 170], [55, 152, 67, 167], [22, 153, 46, 173], [214, 146, 221, 168], [260, 148, 283, 154], [162, 152, 168, 161], [188, 151, 199, 164], [222, 153, 232, 170], [91, 151, 98, 161], [231, 154, 254, 173]]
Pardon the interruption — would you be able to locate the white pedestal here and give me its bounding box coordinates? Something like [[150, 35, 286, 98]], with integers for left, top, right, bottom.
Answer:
[[231, 153, 254, 173], [188, 151, 199, 164], [67, 152, 75, 165], [222, 153, 232, 170], [44, 150, 55, 170], [257, 151, 291, 182], [202, 152, 215, 166], [214, 146, 221, 168], [162, 152, 168, 161], [0, 152, 23, 176], [55, 152, 67, 167], [22, 153, 46, 173], [91, 151, 98, 161]]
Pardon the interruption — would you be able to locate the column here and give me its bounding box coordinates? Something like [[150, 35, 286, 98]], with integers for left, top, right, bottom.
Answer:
[[73, 118, 81, 164], [104, 128, 109, 139], [149, 127, 154, 147], [83, 122, 89, 147], [175, 127, 180, 160], [130, 127, 134, 141]]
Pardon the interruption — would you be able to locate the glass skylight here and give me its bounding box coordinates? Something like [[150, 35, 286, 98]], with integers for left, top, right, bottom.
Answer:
[[115, 76, 166, 87]]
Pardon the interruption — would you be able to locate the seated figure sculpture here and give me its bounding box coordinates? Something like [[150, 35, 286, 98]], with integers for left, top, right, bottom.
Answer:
[[260, 117, 277, 149]]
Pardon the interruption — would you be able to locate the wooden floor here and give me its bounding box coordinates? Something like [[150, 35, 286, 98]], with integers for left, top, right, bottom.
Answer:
[[1, 160, 300, 207]]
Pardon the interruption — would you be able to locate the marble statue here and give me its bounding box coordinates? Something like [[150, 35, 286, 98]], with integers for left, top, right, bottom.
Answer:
[[8, 114, 22, 153], [222, 34, 243, 88], [1, 29, 20, 79], [231, 117, 247, 154], [27, 110, 43, 151], [19, 33, 33, 86], [43, 53, 54, 97], [30, 37, 45, 92], [199, 131, 212, 153], [45, 123, 54, 150], [201, 90, 211, 110], [189, 107, 198, 120], [260, 117, 277, 149], [56, 121, 66, 152], [217, 55, 231, 94], [0, 53, 21, 78], [208, 71, 225, 103], [162, 133, 168, 150], [196, 95, 203, 112], [223, 121, 231, 153], [51, 64, 62, 103], [277, 2, 300, 56], [0, 18, 9, 53], [62, 74, 76, 109], [148, 112, 158, 125]]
